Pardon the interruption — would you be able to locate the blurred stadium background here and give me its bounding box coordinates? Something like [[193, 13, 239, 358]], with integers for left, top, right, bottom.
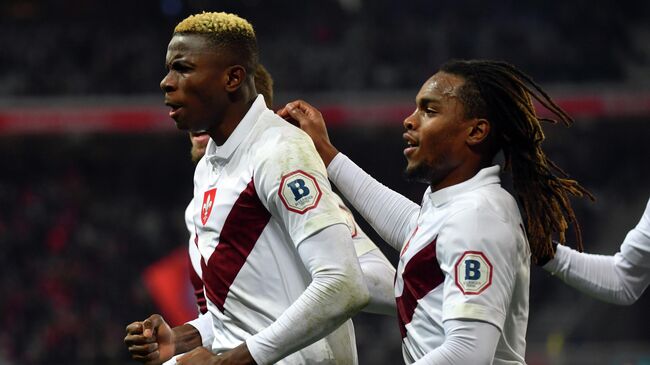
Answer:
[[1, 0, 649, 364]]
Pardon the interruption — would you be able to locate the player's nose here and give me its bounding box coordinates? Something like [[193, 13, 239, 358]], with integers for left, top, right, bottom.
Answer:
[[160, 72, 176, 93], [403, 110, 418, 130]]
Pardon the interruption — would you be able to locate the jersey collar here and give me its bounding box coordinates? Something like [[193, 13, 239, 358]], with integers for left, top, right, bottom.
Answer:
[[205, 94, 267, 162], [427, 165, 501, 207]]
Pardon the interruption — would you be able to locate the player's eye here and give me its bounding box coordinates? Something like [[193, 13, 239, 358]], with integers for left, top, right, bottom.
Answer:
[[172, 62, 191, 72], [423, 108, 437, 117]]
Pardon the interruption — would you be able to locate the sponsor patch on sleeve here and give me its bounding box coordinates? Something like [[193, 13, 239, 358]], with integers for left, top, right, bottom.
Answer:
[[279, 170, 322, 214], [454, 251, 493, 295]]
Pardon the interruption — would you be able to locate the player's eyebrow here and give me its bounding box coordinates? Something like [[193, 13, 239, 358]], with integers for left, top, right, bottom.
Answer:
[[416, 96, 442, 109]]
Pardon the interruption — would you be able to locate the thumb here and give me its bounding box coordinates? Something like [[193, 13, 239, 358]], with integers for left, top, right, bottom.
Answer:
[[143, 314, 164, 338], [142, 319, 154, 338]]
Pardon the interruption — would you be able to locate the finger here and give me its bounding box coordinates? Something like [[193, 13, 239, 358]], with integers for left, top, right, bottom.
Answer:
[[280, 100, 308, 115], [128, 342, 159, 356], [276, 105, 290, 118], [131, 349, 160, 363], [292, 100, 314, 114], [287, 105, 309, 120], [126, 321, 144, 335], [124, 334, 157, 346]]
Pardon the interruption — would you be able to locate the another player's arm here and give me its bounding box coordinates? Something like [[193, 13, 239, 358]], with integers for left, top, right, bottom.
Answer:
[[340, 198, 396, 315], [357, 248, 397, 315], [279, 100, 420, 251], [543, 197, 650, 305]]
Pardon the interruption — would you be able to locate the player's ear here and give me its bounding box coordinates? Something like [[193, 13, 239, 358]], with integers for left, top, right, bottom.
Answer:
[[225, 65, 246, 92], [466, 118, 490, 146]]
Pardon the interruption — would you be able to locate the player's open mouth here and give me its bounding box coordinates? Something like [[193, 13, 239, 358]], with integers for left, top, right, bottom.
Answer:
[[165, 101, 182, 117], [403, 133, 418, 157]]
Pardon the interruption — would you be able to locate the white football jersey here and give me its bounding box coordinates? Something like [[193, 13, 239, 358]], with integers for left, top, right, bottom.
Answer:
[[185, 199, 207, 314], [191, 95, 357, 364], [184, 184, 378, 318], [396, 166, 530, 364]]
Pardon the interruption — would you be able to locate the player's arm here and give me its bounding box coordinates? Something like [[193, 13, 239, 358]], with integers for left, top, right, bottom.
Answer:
[[278, 100, 420, 251], [124, 314, 205, 365], [340, 200, 396, 315], [414, 320, 500, 364], [358, 248, 397, 315], [434, 206, 525, 364], [543, 197, 650, 304], [244, 224, 369, 364]]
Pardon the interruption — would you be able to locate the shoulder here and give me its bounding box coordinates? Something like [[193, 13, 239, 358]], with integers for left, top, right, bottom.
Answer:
[[255, 111, 313, 146], [439, 187, 523, 249], [449, 186, 521, 226], [252, 112, 323, 168]]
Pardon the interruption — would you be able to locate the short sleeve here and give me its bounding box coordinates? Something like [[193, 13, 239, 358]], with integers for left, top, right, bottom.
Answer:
[[253, 130, 348, 245], [437, 205, 524, 331]]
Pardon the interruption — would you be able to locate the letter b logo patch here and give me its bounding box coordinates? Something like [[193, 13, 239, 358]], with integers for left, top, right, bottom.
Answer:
[[455, 251, 492, 295], [464, 259, 481, 280], [288, 179, 311, 201], [279, 170, 322, 214]]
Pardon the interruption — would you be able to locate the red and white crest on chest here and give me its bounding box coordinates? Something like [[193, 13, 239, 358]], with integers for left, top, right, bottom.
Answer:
[[201, 188, 217, 225]]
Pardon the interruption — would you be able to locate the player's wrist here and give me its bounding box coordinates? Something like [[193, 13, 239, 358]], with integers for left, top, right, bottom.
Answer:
[[318, 143, 339, 167], [172, 324, 202, 355]]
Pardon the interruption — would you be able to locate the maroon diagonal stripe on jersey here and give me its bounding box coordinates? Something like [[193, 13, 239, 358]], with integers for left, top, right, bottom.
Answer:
[[188, 250, 207, 314], [396, 238, 444, 338], [201, 178, 271, 312]]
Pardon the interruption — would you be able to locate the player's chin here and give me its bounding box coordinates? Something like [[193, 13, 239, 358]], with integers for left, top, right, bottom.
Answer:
[[403, 162, 432, 184], [174, 118, 189, 131]]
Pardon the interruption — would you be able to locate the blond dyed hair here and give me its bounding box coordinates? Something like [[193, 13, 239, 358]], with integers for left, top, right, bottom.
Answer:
[[174, 11, 258, 73], [175, 11, 255, 38]]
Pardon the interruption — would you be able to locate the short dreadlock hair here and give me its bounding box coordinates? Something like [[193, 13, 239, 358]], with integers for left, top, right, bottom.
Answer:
[[174, 11, 258, 76], [440, 59, 594, 264]]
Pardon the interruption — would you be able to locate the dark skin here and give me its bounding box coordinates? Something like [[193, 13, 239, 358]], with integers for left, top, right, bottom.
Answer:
[[124, 32, 258, 365], [160, 33, 257, 145], [124, 314, 200, 365], [277, 71, 493, 193]]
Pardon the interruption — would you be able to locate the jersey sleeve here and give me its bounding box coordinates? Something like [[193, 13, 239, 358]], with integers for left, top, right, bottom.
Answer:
[[253, 130, 348, 245], [620, 196, 650, 268], [436, 204, 526, 331]]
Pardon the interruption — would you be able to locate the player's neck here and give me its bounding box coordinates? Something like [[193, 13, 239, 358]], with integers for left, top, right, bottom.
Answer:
[[209, 97, 257, 145], [429, 159, 484, 193]]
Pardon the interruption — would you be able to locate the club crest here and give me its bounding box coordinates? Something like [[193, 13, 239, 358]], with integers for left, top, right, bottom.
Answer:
[[201, 188, 217, 225]]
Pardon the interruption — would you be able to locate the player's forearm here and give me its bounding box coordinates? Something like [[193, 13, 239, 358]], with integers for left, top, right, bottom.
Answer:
[[245, 225, 369, 364], [185, 313, 215, 349], [327, 153, 420, 251], [414, 320, 499, 365], [544, 245, 647, 305], [358, 249, 397, 316], [171, 324, 204, 355]]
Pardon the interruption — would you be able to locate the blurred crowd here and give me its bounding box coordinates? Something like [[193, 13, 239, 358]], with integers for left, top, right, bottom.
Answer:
[[1, 0, 649, 97], [0, 135, 193, 364]]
